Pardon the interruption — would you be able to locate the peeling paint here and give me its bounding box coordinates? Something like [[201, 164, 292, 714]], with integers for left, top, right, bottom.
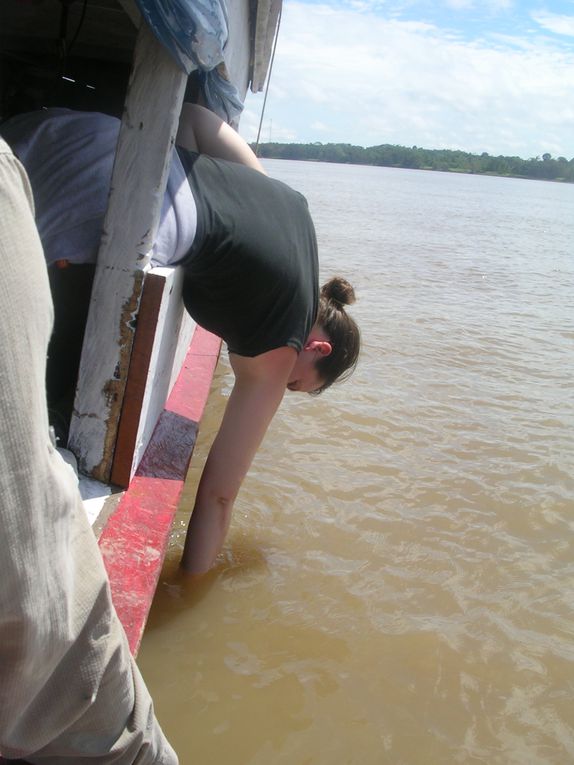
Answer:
[[92, 270, 145, 482], [72, 409, 99, 420], [103, 379, 118, 406]]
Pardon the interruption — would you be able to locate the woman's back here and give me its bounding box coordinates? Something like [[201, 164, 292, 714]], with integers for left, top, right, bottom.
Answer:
[[177, 148, 319, 357]]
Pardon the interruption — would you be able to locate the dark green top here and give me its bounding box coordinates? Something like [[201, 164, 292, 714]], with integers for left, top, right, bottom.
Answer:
[[177, 149, 319, 357]]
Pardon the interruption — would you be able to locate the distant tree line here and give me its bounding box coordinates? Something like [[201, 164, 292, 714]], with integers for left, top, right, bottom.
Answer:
[[252, 142, 574, 183]]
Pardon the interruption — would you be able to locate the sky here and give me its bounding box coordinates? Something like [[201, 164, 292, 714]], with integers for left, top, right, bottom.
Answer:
[[238, 0, 574, 159]]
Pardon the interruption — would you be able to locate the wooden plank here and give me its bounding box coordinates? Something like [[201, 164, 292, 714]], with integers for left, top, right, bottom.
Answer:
[[251, 0, 282, 92], [134, 269, 195, 466], [98, 327, 222, 656], [110, 271, 165, 488], [224, 0, 252, 100], [68, 21, 187, 482], [111, 266, 197, 488]]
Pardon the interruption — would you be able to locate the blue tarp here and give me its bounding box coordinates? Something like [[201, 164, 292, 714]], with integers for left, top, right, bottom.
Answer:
[[134, 0, 243, 122]]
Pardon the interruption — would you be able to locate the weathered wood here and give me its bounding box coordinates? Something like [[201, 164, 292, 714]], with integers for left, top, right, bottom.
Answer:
[[111, 266, 196, 488], [224, 0, 253, 99], [110, 270, 165, 488], [251, 0, 282, 92], [68, 22, 187, 481]]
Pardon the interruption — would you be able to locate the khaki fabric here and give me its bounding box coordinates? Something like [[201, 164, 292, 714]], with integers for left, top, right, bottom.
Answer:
[[0, 138, 178, 764]]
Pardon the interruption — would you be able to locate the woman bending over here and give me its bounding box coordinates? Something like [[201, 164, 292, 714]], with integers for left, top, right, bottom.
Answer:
[[175, 105, 360, 572], [1, 104, 361, 574]]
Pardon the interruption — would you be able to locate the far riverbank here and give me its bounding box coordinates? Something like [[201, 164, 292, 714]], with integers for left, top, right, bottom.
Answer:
[[253, 141, 574, 184]]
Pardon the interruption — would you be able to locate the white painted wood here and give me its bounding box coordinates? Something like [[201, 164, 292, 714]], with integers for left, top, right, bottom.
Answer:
[[224, 0, 252, 99], [251, 0, 282, 92], [68, 21, 187, 481], [125, 266, 197, 481], [168, 298, 197, 394], [81, 479, 113, 526]]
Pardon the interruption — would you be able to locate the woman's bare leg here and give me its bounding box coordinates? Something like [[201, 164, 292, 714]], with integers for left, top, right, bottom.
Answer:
[[176, 103, 266, 174]]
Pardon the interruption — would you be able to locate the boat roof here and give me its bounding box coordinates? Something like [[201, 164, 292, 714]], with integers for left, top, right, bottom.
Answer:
[[0, 0, 281, 119]]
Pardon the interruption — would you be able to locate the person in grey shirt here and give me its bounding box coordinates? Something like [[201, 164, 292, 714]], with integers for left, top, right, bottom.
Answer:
[[0, 138, 177, 763]]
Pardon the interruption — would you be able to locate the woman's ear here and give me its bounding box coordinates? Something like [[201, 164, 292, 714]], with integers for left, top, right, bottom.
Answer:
[[305, 339, 332, 356]]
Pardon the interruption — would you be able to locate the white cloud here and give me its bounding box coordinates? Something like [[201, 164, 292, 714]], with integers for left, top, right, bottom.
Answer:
[[240, 2, 574, 158], [531, 10, 574, 37], [240, 107, 298, 144], [443, 0, 474, 9]]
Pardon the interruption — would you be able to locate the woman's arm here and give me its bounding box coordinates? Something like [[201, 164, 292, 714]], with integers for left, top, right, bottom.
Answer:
[[176, 103, 266, 174], [181, 346, 297, 574]]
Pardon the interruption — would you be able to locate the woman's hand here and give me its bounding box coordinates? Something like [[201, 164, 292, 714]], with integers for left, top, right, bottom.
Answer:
[[180, 346, 296, 574]]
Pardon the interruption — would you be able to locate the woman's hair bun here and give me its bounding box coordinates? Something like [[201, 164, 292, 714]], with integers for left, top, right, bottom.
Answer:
[[320, 276, 356, 308]]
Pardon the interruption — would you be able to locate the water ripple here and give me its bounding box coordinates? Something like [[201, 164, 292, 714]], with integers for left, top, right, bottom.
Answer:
[[139, 163, 574, 765]]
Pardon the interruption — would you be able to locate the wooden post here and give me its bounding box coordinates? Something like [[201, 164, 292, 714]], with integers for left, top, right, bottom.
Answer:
[[68, 22, 187, 481]]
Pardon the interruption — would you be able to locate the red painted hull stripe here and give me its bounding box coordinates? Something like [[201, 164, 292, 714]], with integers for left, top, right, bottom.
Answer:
[[98, 327, 221, 655]]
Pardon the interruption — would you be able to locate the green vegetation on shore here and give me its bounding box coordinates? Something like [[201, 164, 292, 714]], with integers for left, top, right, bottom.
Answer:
[[253, 142, 574, 183]]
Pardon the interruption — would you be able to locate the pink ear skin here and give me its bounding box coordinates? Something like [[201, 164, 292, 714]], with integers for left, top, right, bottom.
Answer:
[[304, 339, 332, 356]]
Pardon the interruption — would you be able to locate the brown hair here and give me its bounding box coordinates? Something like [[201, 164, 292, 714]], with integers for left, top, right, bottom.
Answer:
[[312, 276, 360, 394]]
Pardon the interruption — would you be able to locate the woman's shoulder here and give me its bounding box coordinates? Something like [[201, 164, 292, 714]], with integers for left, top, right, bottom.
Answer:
[[230, 345, 297, 384]]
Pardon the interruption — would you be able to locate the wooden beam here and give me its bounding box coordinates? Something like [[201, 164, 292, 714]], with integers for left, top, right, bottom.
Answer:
[[68, 21, 187, 482], [251, 0, 282, 92], [111, 266, 197, 488]]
